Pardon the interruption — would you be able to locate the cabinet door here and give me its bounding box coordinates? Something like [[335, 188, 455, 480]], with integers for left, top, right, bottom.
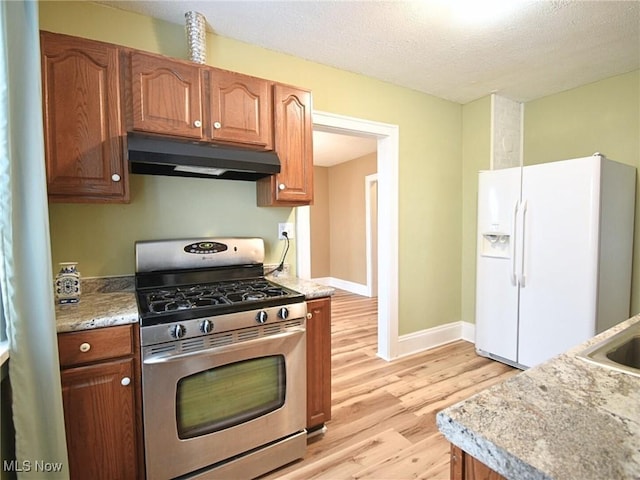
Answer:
[[41, 32, 128, 202], [130, 52, 204, 139], [61, 358, 139, 480], [257, 84, 313, 206], [306, 297, 332, 429], [208, 69, 273, 149], [451, 445, 506, 480]]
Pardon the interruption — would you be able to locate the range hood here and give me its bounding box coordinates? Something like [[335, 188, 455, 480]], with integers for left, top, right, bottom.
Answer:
[[127, 132, 280, 181]]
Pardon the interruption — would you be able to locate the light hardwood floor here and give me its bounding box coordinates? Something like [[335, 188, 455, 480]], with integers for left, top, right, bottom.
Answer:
[[263, 290, 518, 480]]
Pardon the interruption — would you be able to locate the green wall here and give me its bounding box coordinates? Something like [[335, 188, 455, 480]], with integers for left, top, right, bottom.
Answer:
[[460, 96, 492, 324], [524, 71, 639, 166], [524, 70, 640, 314], [39, 1, 463, 336]]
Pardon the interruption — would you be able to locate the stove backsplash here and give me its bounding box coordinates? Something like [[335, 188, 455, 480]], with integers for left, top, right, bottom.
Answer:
[[79, 275, 135, 293], [75, 264, 290, 295], [263, 263, 290, 277]]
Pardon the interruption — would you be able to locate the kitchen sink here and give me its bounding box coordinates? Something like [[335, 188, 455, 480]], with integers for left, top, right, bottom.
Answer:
[[577, 322, 640, 378]]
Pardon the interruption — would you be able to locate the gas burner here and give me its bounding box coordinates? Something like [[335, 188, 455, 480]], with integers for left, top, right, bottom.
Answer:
[[139, 278, 301, 321], [193, 297, 224, 307], [135, 237, 305, 327], [265, 287, 287, 297], [148, 294, 230, 314], [223, 283, 289, 303], [233, 291, 267, 302]]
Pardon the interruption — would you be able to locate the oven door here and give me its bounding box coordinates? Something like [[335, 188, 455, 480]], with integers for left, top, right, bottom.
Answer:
[[142, 324, 306, 480]]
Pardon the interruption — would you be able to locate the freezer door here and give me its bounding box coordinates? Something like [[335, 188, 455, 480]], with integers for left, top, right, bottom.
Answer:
[[517, 157, 600, 367], [475, 167, 521, 363]]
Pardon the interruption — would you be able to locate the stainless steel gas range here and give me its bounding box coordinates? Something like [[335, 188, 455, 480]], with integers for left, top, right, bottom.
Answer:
[[135, 237, 307, 480]]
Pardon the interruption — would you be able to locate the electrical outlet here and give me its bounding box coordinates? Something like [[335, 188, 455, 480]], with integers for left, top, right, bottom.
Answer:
[[278, 223, 294, 240]]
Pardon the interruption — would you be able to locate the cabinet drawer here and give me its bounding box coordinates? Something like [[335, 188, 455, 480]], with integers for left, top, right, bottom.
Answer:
[[58, 324, 134, 368]]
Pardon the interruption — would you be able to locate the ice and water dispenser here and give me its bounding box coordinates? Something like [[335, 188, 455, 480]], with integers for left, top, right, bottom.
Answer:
[[480, 228, 510, 259]]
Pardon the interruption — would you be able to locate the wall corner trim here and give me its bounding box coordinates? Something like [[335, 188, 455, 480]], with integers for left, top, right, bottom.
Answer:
[[391, 321, 476, 360]]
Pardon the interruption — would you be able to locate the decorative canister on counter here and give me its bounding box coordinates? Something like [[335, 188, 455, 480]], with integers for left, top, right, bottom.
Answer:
[[55, 262, 81, 304]]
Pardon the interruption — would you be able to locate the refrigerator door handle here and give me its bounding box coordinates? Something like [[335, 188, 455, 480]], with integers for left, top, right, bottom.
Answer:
[[519, 200, 528, 287], [511, 201, 519, 286]]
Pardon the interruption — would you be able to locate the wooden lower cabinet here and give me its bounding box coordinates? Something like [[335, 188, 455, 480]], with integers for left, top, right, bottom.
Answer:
[[306, 296, 332, 430], [450, 445, 506, 480], [58, 325, 143, 479]]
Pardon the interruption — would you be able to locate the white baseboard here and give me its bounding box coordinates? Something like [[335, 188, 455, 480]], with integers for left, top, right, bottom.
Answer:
[[396, 321, 476, 358], [461, 321, 476, 343], [310, 282, 477, 359], [311, 277, 370, 297]]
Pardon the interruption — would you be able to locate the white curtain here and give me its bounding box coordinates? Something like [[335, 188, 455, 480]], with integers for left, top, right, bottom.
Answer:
[[0, 1, 69, 478]]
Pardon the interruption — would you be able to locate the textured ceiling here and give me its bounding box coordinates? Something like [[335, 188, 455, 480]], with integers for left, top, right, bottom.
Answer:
[[313, 131, 378, 167], [96, 0, 639, 165], [97, 0, 640, 104]]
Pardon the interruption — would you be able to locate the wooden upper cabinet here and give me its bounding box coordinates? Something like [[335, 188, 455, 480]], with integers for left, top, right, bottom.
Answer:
[[41, 31, 128, 203], [41, 31, 315, 206], [207, 69, 273, 149], [129, 51, 204, 139], [257, 84, 314, 206]]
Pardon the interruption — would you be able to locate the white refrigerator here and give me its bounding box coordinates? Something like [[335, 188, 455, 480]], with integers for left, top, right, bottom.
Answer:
[[475, 154, 635, 369]]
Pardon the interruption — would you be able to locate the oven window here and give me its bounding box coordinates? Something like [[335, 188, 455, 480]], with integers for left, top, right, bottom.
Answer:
[[176, 355, 286, 439]]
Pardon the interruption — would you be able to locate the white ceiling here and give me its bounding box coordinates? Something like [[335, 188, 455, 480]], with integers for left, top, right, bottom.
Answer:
[[96, 0, 640, 165], [312, 131, 377, 167]]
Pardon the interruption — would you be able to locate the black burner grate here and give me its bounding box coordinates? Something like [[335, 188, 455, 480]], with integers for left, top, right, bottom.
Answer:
[[141, 279, 293, 315]]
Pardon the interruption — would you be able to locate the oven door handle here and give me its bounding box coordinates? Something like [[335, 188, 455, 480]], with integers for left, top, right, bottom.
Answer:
[[143, 327, 305, 365]]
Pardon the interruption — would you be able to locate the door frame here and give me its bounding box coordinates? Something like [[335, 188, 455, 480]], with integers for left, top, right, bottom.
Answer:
[[365, 173, 378, 298], [296, 111, 399, 361]]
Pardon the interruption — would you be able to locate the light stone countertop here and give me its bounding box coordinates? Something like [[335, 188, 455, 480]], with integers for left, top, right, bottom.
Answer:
[[55, 276, 139, 333], [436, 314, 640, 480], [55, 275, 334, 333], [268, 275, 335, 299]]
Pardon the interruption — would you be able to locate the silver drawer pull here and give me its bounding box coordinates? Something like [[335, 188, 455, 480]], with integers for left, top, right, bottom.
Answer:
[[111, 173, 121, 182], [79, 342, 91, 353], [278, 183, 286, 191], [121, 377, 131, 386]]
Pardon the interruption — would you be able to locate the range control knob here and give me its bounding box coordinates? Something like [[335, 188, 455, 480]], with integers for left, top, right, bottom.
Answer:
[[170, 324, 186, 339], [256, 311, 268, 324], [200, 319, 214, 334], [278, 307, 289, 320]]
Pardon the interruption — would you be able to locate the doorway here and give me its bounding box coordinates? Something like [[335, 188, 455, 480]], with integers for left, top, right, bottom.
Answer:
[[296, 111, 399, 361], [365, 174, 378, 298]]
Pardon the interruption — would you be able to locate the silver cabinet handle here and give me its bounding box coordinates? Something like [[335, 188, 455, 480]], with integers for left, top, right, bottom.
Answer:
[[193, 120, 202, 128], [79, 342, 91, 353], [111, 173, 121, 182], [121, 377, 131, 386], [278, 183, 286, 191], [306, 312, 313, 320], [213, 121, 221, 129]]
